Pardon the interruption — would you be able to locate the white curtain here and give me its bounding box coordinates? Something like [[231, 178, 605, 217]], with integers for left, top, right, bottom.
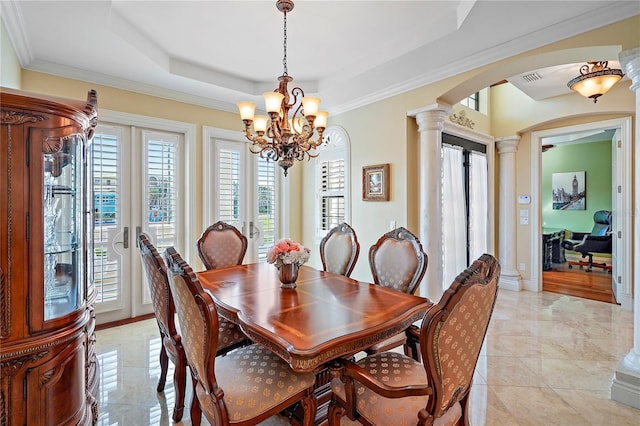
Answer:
[[469, 151, 488, 261], [441, 144, 467, 290]]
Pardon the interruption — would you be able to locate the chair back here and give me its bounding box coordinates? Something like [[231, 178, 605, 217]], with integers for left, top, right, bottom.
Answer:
[[320, 223, 360, 277], [197, 221, 248, 270], [418, 253, 500, 423], [138, 234, 178, 341], [164, 247, 225, 421], [368, 227, 428, 295], [591, 210, 612, 236]]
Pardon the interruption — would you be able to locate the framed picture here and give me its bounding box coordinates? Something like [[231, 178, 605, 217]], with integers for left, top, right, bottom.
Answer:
[[552, 171, 586, 210], [363, 163, 390, 201]]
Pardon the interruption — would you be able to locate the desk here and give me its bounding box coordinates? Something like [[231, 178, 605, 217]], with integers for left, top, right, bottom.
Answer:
[[542, 228, 565, 271], [197, 263, 430, 373]]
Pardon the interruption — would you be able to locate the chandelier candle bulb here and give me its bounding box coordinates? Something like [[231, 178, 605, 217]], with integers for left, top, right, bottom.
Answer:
[[237, 101, 256, 120], [315, 111, 328, 129], [254, 115, 268, 133], [301, 96, 320, 116], [264, 91, 285, 113]]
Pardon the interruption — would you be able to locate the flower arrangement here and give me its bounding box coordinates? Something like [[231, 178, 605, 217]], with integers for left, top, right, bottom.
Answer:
[[267, 238, 310, 267]]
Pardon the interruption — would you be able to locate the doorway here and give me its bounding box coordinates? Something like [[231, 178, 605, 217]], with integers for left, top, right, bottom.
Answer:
[[530, 117, 633, 310], [540, 137, 614, 303], [91, 111, 195, 324]]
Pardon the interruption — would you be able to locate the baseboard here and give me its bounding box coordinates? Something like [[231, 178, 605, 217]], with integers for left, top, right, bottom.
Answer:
[[611, 361, 640, 409]]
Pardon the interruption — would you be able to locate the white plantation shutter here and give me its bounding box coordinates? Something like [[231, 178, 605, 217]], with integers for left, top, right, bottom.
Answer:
[[256, 157, 277, 262], [217, 148, 241, 227], [319, 158, 345, 231], [92, 132, 120, 304], [144, 132, 181, 254], [315, 126, 350, 241]]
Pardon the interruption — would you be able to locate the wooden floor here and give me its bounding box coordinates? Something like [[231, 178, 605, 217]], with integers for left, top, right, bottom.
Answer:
[[543, 263, 616, 304]]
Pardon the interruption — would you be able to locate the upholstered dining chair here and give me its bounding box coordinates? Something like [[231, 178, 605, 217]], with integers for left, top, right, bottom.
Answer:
[[196, 221, 248, 270], [319, 222, 360, 277], [365, 226, 428, 354], [328, 253, 501, 426], [138, 234, 187, 422], [163, 247, 318, 426], [196, 221, 251, 352]]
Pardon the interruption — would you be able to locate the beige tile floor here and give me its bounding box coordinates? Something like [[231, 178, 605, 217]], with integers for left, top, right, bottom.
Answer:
[[95, 289, 639, 425]]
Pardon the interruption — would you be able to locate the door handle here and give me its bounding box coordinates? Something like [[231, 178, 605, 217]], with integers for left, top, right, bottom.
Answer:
[[123, 226, 129, 249]]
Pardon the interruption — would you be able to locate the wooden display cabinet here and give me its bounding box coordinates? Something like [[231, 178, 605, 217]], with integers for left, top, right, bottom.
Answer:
[[1, 88, 99, 425]]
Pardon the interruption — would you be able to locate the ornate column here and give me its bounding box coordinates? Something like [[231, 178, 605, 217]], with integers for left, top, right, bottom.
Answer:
[[408, 104, 452, 301], [611, 47, 640, 409], [495, 137, 522, 290]]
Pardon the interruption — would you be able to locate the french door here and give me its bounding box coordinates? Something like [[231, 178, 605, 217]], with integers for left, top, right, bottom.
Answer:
[[92, 121, 186, 323], [203, 127, 282, 263], [441, 136, 488, 289]]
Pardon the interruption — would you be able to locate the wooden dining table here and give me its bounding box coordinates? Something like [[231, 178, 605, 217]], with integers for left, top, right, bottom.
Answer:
[[197, 262, 431, 373]]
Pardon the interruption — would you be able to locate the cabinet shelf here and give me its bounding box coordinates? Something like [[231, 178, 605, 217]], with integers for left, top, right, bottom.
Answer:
[[44, 244, 78, 255], [47, 184, 76, 196]]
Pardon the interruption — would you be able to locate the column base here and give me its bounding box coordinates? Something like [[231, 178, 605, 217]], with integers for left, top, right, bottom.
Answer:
[[498, 272, 522, 291], [611, 358, 640, 409]]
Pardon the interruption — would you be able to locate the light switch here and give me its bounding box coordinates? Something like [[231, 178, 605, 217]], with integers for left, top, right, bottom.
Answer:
[[520, 217, 529, 225]]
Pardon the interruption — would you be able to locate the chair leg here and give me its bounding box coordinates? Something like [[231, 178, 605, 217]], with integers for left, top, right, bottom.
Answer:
[[327, 398, 346, 426], [171, 349, 187, 422], [157, 339, 169, 392], [404, 338, 421, 362], [190, 373, 202, 426], [300, 392, 318, 426], [585, 253, 593, 272]]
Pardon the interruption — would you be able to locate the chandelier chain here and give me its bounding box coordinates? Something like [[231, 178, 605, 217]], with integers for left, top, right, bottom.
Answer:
[[282, 11, 288, 76]]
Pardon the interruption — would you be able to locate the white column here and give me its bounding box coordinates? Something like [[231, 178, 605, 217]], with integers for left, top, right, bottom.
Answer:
[[611, 47, 640, 409], [409, 104, 451, 301], [495, 137, 522, 291]]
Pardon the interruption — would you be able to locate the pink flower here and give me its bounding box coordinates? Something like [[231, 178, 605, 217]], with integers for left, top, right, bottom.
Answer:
[[267, 238, 310, 266]]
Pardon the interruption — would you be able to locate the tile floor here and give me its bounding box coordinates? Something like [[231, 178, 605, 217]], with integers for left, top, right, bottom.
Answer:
[[95, 289, 639, 425]]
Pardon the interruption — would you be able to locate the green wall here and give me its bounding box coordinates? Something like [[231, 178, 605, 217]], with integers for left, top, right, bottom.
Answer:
[[541, 140, 612, 232]]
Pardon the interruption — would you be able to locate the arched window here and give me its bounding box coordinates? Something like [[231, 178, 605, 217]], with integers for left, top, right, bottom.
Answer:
[[315, 126, 351, 241]]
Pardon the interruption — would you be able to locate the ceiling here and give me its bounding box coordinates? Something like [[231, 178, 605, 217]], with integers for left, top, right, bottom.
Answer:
[[2, 1, 637, 115]]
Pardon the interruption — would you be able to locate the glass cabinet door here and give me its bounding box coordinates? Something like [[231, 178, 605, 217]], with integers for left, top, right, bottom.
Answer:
[[43, 133, 84, 320]]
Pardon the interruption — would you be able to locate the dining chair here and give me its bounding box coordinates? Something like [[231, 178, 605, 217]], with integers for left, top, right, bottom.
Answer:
[[163, 247, 318, 426], [328, 253, 500, 426], [138, 234, 187, 422], [365, 226, 428, 354], [196, 221, 251, 352], [319, 222, 360, 277], [196, 221, 248, 270]]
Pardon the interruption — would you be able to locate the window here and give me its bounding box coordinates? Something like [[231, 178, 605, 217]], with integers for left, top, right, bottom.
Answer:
[[315, 126, 350, 241], [460, 91, 479, 111]]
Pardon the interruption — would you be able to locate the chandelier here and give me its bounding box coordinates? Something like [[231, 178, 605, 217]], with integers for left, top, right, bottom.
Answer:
[[567, 61, 624, 103], [237, 0, 328, 176]]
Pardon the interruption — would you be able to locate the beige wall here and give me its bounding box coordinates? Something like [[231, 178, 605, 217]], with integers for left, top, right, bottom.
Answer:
[[1, 20, 21, 89]]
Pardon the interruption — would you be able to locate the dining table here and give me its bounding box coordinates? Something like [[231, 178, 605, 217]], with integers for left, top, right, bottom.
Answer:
[[197, 263, 431, 373], [197, 262, 431, 424]]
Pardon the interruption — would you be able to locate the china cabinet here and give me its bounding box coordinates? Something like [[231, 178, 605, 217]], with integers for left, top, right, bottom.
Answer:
[[1, 88, 98, 425]]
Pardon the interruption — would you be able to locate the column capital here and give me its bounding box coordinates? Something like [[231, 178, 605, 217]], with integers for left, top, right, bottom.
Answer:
[[495, 136, 520, 154], [409, 103, 453, 133], [620, 48, 640, 91]]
